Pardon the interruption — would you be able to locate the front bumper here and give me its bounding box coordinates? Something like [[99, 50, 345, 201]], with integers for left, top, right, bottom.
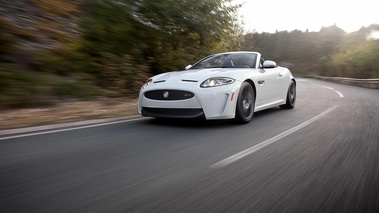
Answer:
[[138, 82, 241, 120]]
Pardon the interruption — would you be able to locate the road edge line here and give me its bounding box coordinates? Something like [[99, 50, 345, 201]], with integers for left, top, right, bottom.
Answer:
[[210, 105, 339, 169], [0, 116, 148, 140]]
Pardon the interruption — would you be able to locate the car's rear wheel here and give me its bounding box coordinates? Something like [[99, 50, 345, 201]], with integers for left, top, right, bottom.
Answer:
[[235, 82, 255, 124], [280, 80, 296, 109]]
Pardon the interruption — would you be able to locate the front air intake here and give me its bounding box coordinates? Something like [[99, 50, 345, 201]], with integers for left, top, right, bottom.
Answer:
[[144, 90, 195, 100]]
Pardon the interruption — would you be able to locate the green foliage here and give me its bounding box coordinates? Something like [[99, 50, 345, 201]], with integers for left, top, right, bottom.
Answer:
[[2, 0, 240, 109], [331, 40, 379, 78], [51, 80, 100, 99], [324, 25, 379, 78], [136, 0, 240, 44], [80, 0, 155, 57], [0, 64, 101, 109], [242, 25, 379, 78], [0, 65, 53, 109], [38, 47, 94, 76], [79, 0, 242, 73], [97, 53, 150, 96], [316, 25, 345, 56]]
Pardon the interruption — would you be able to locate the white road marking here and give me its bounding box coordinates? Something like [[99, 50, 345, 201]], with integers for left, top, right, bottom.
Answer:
[[336, 91, 344, 98], [210, 105, 339, 169], [322, 86, 334, 90], [0, 117, 148, 141], [321, 86, 344, 98]]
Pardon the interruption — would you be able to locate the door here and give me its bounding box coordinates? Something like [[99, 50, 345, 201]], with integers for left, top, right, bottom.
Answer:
[[263, 66, 282, 103]]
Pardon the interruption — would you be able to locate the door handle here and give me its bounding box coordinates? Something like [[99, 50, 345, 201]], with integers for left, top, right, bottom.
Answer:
[[279, 73, 283, 77], [258, 80, 265, 84]]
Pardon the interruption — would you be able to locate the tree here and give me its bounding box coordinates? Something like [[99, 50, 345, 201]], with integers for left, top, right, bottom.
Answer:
[[78, 0, 241, 74]]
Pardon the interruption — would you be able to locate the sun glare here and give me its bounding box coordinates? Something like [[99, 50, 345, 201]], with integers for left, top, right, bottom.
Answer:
[[368, 31, 379, 40], [235, 0, 378, 33]]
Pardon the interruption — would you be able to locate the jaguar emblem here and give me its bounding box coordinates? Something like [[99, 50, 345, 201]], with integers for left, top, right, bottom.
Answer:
[[163, 91, 169, 98]]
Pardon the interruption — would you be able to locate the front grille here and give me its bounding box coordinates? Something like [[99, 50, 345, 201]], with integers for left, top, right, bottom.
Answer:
[[144, 90, 194, 100], [142, 107, 204, 119]]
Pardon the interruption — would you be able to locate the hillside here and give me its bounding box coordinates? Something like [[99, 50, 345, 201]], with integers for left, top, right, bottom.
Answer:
[[0, 0, 84, 51], [0, 0, 106, 110]]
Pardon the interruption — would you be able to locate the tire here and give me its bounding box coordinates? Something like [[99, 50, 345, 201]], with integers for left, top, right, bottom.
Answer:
[[280, 80, 296, 109], [235, 82, 255, 124]]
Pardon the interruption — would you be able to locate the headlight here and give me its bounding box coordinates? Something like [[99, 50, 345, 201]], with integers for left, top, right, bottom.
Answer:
[[200, 77, 235, 88], [146, 79, 153, 85], [142, 79, 152, 88]]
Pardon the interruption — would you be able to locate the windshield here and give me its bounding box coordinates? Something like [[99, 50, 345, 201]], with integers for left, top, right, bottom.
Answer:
[[190, 53, 257, 69]]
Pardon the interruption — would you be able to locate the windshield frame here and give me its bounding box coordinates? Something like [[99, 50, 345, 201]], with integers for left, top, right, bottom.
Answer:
[[190, 52, 258, 70]]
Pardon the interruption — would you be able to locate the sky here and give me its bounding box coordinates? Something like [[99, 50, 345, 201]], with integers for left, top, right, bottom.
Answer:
[[234, 0, 379, 33]]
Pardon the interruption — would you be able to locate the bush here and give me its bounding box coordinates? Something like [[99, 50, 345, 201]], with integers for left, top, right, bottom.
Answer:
[[0, 64, 101, 109], [0, 65, 54, 109], [98, 54, 150, 96], [38, 47, 94, 76], [52, 80, 100, 99]]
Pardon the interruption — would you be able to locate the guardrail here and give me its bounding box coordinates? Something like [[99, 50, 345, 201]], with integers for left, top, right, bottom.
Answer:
[[304, 75, 379, 89]]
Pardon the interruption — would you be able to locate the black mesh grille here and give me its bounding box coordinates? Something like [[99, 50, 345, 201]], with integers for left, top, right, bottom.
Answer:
[[144, 90, 194, 100], [142, 107, 204, 119]]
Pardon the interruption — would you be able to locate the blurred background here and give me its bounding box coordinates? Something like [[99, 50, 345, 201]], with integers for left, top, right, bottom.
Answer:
[[0, 0, 378, 110], [1, 2, 379, 212]]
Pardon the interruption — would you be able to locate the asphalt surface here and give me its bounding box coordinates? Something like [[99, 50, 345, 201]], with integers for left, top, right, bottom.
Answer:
[[1, 78, 379, 213]]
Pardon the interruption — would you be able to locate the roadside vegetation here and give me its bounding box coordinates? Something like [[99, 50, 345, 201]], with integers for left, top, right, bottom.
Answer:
[[245, 25, 379, 78], [0, 0, 378, 110]]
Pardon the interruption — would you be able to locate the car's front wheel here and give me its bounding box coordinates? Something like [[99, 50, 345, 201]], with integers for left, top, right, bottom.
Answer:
[[235, 82, 255, 124], [280, 80, 296, 109]]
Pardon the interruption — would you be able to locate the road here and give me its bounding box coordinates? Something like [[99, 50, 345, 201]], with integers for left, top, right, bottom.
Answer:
[[1, 78, 379, 212]]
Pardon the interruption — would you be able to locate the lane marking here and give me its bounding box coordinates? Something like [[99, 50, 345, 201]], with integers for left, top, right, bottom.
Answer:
[[210, 105, 339, 169], [0, 117, 149, 141], [336, 91, 344, 98], [321, 86, 344, 98], [322, 86, 334, 90]]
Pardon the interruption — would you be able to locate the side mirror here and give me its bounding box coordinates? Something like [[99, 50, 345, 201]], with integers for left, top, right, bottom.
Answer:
[[185, 65, 192, 70], [262, 60, 277, 69]]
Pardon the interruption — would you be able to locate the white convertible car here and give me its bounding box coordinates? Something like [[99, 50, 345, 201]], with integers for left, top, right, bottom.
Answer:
[[138, 51, 296, 123]]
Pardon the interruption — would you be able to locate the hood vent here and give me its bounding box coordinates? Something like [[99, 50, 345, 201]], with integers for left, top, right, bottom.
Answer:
[[153, 80, 166, 83], [181, 79, 198, 82]]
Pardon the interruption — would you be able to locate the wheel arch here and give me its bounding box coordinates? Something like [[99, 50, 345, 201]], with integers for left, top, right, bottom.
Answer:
[[244, 79, 257, 101], [291, 78, 296, 85]]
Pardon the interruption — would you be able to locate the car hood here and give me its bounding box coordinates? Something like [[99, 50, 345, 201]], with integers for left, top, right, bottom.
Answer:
[[152, 68, 249, 82]]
